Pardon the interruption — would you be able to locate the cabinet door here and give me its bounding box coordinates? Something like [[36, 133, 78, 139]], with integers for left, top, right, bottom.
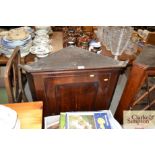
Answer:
[[43, 71, 119, 115], [55, 82, 99, 112]]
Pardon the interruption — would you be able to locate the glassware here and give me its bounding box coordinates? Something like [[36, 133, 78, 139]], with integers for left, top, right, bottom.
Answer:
[[103, 26, 111, 50], [107, 26, 133, 60], [124, 40, 138, 55]]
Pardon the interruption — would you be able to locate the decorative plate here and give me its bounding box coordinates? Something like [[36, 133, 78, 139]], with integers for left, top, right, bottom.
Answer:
[[0, 105, 20, 129], [30, 45, 52, 55]]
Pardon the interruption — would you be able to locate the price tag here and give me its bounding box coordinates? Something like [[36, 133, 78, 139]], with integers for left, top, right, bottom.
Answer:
[[77, 66, 85, 69]]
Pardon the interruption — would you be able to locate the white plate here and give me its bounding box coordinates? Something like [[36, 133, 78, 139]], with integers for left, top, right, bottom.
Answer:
[[35, 29, 48, 36], [0, 105, 18, 129], [30, 45, 52, 55], [14, 119, 20, 129], [36, 53, 49, 58]]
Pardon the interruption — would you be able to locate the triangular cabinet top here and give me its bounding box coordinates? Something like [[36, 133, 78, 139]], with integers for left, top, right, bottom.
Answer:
[[21, 47, 127, 73]]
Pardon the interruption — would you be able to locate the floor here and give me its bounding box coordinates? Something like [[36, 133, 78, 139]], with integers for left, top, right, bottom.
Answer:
[[110, 71, 128, 114], [0, 87, 8, 104], [51, 32, 63, 52], [0, 76, 8, 104]]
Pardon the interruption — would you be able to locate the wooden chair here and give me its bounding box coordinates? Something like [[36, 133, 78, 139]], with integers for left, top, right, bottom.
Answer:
[[114, 45, 155, 124], [4, 46, 28, 103]]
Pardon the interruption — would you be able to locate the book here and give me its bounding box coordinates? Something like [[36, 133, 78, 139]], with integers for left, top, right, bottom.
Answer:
[[94, 112, 111, 129], [44, 110, 122, 129], [65, 111, 112, 129], [44, 115, 60, 129], [59, 112, 66, 129]]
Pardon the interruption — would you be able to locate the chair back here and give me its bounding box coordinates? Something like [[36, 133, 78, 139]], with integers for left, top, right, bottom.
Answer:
[[4, 47, 28, 103]]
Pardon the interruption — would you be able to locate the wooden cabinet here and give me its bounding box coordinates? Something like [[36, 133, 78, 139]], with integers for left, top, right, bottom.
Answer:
[[21, 47, 126, 117]]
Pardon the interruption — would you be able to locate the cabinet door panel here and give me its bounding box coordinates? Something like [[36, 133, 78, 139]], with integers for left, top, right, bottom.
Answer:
[[43, 72, 113, 115], [55, 82, 99, 112]]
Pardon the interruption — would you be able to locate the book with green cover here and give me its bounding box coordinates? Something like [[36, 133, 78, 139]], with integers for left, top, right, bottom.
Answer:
[[59, 112, 66, 129]]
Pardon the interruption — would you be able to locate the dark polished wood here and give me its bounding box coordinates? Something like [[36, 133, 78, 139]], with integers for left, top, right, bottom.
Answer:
[[114, 63, 147, 124], [0, 53, 36, 66], [115, 45, 155, 124], [20, 47, 126, 117], [0, 54, 9, 66]]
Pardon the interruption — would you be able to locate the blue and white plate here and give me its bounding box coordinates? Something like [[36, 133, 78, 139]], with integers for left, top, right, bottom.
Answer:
[[1, 40, 32, 58], [1, 35, 32, 49]]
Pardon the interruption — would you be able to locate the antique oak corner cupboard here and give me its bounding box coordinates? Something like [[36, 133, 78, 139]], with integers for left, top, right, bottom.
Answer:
[[20, 47, 126, 117]]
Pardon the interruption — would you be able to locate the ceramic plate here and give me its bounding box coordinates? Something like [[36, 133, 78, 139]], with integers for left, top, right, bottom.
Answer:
[[2, 35, 32, 49], [36, 53, 49, 58], [30, 45, 52, 55], [0, 105, 18, 129], [35, 29, 48, 36]]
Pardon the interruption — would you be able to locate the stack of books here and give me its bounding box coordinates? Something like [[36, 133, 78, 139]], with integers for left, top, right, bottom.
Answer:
[[44, 110, 122, 129]]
